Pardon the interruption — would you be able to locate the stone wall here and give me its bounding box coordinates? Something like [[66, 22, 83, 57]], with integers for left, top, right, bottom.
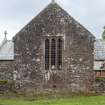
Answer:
[[0, 3, 95, 93], [0, 61, 13, 80]]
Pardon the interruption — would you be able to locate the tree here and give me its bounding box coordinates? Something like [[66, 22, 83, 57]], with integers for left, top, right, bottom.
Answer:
[[102, 26, 105, 40]]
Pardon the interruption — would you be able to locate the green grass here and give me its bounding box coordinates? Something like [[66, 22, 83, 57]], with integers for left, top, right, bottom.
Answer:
[[0, 95, 105, 105]]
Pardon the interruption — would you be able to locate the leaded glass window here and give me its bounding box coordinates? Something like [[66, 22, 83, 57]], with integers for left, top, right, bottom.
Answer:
[[45, 37, 63, 70], [45, 39, 49, 70]]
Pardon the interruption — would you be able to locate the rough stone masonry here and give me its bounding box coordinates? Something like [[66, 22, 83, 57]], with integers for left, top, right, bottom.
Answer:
[[0, 2, 95, 93]]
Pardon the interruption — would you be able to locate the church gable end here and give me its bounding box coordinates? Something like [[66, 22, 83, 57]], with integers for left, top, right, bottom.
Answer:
[[0, 2, 95, 92]]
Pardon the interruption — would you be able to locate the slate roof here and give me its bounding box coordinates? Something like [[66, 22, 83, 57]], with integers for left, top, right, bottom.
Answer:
[[0, 38, 14, 60], [94, 39, 105, 61], [94, 61, 105, 70]]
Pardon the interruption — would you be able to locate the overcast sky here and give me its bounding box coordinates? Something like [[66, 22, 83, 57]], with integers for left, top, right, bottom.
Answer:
[[0, 0, 105, 42]]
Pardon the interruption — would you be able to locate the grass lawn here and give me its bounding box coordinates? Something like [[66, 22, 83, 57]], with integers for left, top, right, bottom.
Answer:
[[0, 95, 105, 105]]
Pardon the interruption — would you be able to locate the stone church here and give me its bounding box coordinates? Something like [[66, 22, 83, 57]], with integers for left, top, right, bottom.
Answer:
[[0, 1, 95, 92]]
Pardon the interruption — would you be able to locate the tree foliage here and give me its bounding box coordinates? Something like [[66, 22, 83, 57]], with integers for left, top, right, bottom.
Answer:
[[102, 26, 105, 40]]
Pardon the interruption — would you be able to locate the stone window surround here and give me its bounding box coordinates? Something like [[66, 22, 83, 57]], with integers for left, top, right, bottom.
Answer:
[[43, 34, 64, 71]]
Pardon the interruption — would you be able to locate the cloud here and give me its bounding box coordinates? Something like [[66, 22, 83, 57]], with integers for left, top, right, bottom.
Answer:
[[58, 0, 105, 38]]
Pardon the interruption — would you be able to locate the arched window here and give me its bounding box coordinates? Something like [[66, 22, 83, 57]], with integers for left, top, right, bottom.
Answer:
[[45, 39, 49, 70], [45, 37, 62, 70], [51, 39, 56, 70], [57, 39, 62, 70]]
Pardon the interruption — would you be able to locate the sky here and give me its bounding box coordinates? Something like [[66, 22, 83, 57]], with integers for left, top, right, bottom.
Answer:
[[0, 0, 105, 42]]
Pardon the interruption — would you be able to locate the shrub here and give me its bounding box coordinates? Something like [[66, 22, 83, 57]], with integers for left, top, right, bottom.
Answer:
[[0, 80, 14, 85], [0, 80, 8, 85], [95, 77, 105, 82]]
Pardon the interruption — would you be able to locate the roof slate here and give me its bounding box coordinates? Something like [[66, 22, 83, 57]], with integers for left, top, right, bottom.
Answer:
[[94, 39, 105, 61], [0, 40, 14, 60]]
